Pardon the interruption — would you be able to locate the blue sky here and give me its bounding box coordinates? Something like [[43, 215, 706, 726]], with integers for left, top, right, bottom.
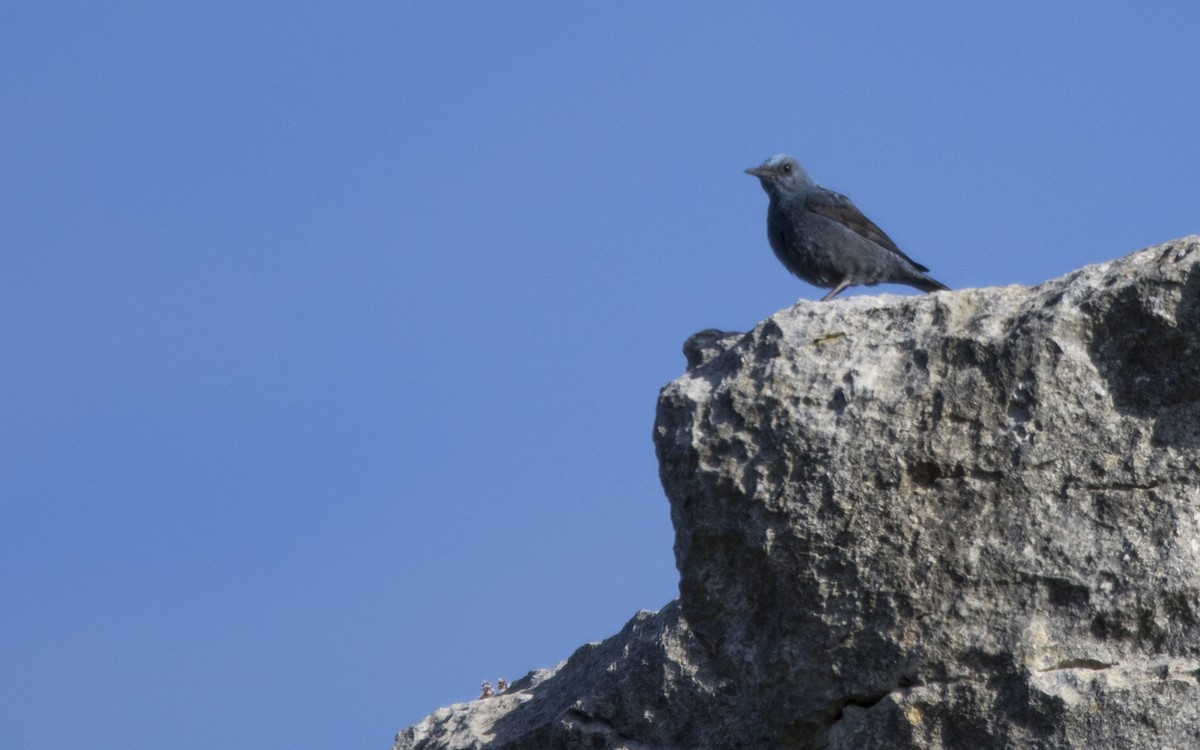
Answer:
[[2, 3, 1197, 748]]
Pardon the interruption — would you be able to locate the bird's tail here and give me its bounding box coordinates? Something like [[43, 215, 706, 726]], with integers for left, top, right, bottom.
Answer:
[[910, 273, 950, 294]]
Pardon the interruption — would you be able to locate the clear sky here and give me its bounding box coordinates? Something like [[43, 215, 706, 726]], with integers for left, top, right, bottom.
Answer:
[[2, 3, 1197, 749]]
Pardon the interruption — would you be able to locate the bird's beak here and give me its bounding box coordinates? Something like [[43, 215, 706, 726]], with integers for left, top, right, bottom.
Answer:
[[745, 167, 769, 177]]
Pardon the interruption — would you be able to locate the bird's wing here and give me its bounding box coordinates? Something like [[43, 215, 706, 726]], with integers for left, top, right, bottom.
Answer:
[[805, 188, 929, 272]]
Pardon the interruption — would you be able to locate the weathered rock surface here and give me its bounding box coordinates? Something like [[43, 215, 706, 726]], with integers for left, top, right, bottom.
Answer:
[[395, 237, 1200, 749]]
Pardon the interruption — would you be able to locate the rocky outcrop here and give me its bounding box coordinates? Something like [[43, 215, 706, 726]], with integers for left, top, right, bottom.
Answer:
[[395, 237, 1200, 749]]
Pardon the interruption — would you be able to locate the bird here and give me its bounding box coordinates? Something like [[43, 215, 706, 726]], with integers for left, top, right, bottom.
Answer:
[[745, 154, 949, 301]]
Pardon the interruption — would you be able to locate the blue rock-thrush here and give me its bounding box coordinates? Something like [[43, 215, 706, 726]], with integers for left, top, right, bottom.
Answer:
[[746, 154, 949, 301]]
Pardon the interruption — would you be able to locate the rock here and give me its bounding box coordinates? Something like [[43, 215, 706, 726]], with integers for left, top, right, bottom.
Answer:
[[394, 603, 730, 750], [395, 237, 1200, 749]]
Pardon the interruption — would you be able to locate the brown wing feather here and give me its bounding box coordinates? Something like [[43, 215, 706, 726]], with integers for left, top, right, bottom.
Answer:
[[805, 189, 929, 272]]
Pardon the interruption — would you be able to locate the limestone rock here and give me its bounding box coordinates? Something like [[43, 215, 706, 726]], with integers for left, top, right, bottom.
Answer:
[[395, 237, 1200, 749], [394, 603, 727, 750]]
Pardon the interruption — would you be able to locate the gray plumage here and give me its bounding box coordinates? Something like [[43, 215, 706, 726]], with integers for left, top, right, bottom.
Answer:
[[745, 154, 949, 301]]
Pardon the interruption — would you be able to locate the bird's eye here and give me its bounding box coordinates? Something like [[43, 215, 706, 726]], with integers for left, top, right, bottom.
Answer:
[[782, 163, 792, 173]]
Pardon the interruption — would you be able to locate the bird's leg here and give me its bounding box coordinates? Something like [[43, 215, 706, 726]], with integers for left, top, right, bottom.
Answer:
[[821, 280, 851, 301]]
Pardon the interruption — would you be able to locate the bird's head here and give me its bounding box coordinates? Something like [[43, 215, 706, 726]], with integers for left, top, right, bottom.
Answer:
[[745, 154, 812, 197]]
